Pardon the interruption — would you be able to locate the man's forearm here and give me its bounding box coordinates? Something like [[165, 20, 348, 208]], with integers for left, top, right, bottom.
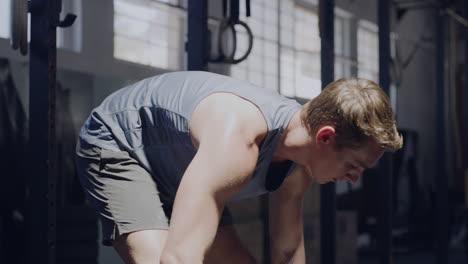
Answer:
[[290, 236, 306, 264], [269, 165, 311, 264], [271, 235, 306, 264]]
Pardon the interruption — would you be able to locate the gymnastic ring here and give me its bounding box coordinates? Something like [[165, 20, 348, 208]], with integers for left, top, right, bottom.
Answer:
[[224, 20, 253, 64], [212, 18, 237, 63]]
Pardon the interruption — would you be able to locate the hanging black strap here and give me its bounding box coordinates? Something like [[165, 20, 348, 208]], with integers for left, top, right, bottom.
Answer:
[[222, 0, 227, 18], [230, 0, 239, 23]]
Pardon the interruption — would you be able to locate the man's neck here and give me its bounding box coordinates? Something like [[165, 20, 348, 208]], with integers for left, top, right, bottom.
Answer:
[[272, 110, 305, 162]]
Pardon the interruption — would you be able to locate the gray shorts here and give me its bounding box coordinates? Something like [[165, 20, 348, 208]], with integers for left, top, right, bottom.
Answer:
[[75, 139, 232, 246]]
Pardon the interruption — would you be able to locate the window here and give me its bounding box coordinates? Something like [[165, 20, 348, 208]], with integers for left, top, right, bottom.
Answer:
[[295, 0, 319, 9], [0, 0, 82, 52], [230, 0, 280, 91], [279, 4, 355, 100], [57, 0, 83, 53], [334, 9, 355, 80], [279, 2, 322, 100], [155, 0, 180, 4], [357, 20, 379, 82], [0, 0, 11, 39], [113, 0, 185, 70], [292, 6, 322, 99]]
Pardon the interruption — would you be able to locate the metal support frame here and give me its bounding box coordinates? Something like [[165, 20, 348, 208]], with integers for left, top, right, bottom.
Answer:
[[464, 2, 468, 257], [27, 0, 58, 263], [435, 8, 448, 264], [464, 0, 468, 175], [319, 0, 335, 263], [187, 0, 208, 70], [377, 1, 393, 264]]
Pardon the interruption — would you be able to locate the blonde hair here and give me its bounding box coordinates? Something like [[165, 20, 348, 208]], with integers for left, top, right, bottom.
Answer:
[[301, 78, 403, 151]]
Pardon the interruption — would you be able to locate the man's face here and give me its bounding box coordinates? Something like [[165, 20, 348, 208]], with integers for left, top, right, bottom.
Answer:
[[312, 137, 384, 185]]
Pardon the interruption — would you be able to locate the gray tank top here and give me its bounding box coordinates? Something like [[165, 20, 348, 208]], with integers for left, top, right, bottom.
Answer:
[[79, 71, 301, 201]]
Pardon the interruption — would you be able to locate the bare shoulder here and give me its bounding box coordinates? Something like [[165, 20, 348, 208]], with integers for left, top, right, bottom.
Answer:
[[190, 92, 268, 148]]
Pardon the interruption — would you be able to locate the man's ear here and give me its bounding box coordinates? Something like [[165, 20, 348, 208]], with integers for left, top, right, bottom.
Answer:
[[315, 125, 336, 145]]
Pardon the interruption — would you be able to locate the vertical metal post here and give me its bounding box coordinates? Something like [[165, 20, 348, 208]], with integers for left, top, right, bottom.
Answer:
[[463, 3, 468, 242], [276, 0, 281, 92], [463, 0, 468, 184], [377, 1, 393, 264], [435, 8, 448, 264], [319, 0, 335, 263], [187, 0, 208, 71], [27, 0, 58, 263]]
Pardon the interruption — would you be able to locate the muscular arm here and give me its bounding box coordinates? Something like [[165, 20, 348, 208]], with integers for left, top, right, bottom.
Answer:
[[269, 165, 312, 264], [161, 93, 267, 264]]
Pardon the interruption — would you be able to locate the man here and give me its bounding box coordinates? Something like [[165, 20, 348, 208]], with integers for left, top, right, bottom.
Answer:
[[75, 71, 402, 264]]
